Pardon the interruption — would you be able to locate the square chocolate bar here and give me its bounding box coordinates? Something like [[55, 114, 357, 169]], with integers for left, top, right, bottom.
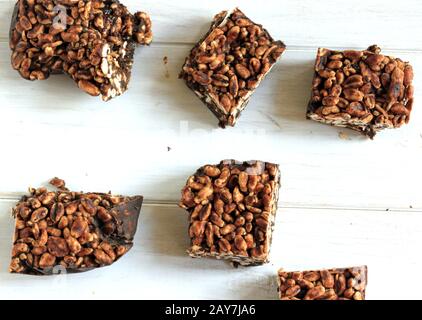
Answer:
[[9, 178, 143, 275], [277, 266, 368, 300], [179, 160, 280, 266], [307, 45, 414, 138], [180, 8, 286, 127]]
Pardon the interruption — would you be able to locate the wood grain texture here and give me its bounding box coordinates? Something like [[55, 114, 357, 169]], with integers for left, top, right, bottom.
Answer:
[[0, 201, 421, 300], [0, 42, 421, 209], [1, 0, 422, 50], [0, 0, 421, 300]]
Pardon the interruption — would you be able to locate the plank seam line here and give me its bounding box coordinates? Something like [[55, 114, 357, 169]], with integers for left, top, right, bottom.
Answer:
[[0, 38, 422, 53], [141, 202, 420, 213], [0, 196, 419, 213], [151, 43, 422, 53]]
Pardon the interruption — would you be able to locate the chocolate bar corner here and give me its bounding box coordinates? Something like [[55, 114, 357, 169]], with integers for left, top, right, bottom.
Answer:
[[277, 266, 368, 300]]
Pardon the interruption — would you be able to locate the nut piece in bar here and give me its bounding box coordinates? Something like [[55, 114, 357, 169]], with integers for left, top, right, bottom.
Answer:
[[179, 8, 286, 127], [277, 266, 368, 300], [9, 178, 143, 275], [9, 0, 153, 101], [179, 160, 280, 266], [307, 45, 414, 138]]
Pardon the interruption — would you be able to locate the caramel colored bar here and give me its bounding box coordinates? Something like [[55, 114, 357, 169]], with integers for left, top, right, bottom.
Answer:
[[307, 45, 414, 138], [180, 8, 286, 127], [9, 178, 143, 275], [179, 160, 280, 266], [277, 266, 368, 300]]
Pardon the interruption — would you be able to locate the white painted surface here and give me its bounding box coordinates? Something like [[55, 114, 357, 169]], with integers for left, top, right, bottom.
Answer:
[[2, 0, 422, 49], [0, 0, 421, 300], [0, 202, 422, 300]]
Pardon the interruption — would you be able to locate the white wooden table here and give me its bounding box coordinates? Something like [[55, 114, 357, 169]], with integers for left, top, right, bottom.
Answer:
[[0, 0, 421, 300]]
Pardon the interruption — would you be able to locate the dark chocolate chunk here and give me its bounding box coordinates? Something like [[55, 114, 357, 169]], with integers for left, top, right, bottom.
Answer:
[[9, 178, 143, 275]]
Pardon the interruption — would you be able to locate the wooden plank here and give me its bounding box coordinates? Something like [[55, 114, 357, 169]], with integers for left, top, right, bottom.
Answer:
[[0, 201, 421, 299], [1, 42, 421, 209], [1, 0, 421, 302], [1, 0, 422, 49]]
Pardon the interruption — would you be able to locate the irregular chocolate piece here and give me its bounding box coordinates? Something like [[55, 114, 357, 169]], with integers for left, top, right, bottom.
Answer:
[[179, 160, 280, 266], [277, 266, 368, 300], [9, 178, 143, 275], [307, 45, 414, 138], [9, 0, 152, 101], [179, 8, 286, 127]]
